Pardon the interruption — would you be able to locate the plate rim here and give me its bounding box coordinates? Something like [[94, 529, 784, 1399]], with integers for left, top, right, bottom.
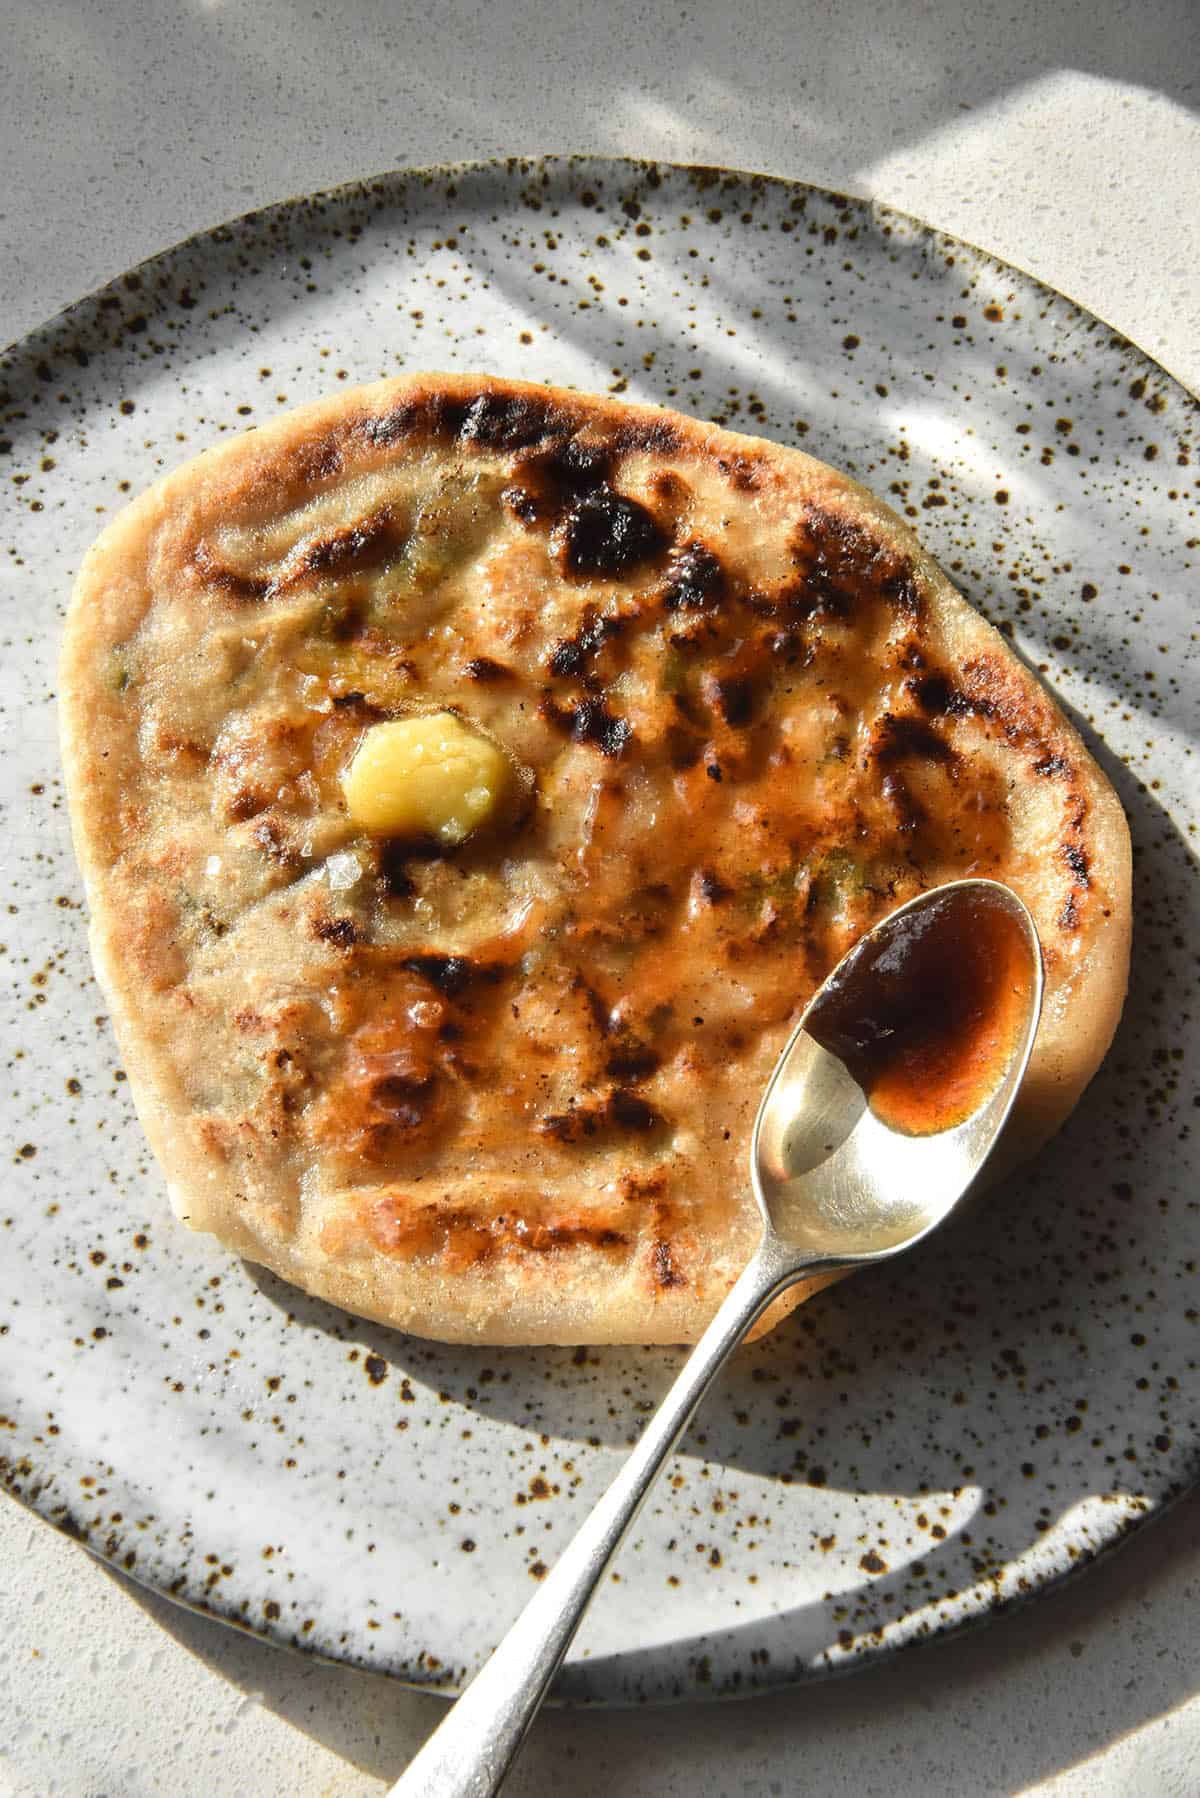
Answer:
[[3, 152, 1197, 409]]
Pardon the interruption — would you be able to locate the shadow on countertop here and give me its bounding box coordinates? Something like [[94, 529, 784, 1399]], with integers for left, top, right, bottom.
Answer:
[[3, 0, 1198, 348], [98, 1478, 1200, 1796]]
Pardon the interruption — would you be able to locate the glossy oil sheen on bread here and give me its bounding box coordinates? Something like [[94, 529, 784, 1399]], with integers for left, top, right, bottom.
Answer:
[[59, 374, 1132, 1344]]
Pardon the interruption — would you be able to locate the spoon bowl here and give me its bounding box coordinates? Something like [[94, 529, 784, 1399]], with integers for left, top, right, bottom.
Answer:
[[392, 878, 1043, 1798], [753, 878, 1043, 1263]]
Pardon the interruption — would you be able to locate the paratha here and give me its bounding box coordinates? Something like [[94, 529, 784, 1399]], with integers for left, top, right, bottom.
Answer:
[[60, 374, 1131, 1345]]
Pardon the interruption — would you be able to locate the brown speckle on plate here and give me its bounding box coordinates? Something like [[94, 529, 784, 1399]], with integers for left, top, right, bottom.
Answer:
[[0, 153, 1195, 1708]]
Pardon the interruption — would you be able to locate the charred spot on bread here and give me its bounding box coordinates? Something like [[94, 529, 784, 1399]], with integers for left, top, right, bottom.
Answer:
[[872, 712, 957, 770], [313, 915, 361, 949], [463, 656, 513, 683], [555, 487, 667, 577], [539, 1087, 665, 1142], [374, 840, 419, 899], [651, 1237, 686, 1289], [400, 953, 504, 1000], [540, 693, 633, 756], [696, 868, 732, 904], [606, 1088, 663, 1132], [546, 605, 623, 679], [908, 670, 974, 717], [289, 510, 405, 582], [662, 540, 725, 612], [604, 1041, 661, 1080], [706, 673, 756, 727]]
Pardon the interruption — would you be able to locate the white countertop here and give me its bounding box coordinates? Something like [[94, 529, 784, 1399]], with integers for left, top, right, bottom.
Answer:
[[2, 3, 1197, 1792]]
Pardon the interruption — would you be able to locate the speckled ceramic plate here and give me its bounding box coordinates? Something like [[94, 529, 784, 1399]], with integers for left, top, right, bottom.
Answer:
[[1, 157, 1196, 1705]]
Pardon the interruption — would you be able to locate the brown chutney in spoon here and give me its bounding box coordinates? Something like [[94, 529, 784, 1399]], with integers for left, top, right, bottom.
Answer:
[[805, 882, 1038, 1138]]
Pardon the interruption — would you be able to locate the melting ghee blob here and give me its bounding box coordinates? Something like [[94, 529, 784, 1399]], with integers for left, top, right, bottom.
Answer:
[[341, 712, 509, 844]]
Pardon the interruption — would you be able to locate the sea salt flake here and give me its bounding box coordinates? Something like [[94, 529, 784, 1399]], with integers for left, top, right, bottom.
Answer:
[[326, 852, 362, 891]]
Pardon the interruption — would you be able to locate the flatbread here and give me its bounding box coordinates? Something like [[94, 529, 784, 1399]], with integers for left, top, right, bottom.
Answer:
[[60, 374, 1131, 1344]]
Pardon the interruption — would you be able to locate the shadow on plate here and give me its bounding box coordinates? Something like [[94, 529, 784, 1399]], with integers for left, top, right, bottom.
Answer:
[[97, 1478, 1200, 1794], [9, 149, 1195, 1738], [241, 746, 1197, 1702]]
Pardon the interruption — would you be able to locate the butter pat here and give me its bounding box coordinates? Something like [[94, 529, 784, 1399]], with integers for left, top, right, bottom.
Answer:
[[341, 712, 508, 844]]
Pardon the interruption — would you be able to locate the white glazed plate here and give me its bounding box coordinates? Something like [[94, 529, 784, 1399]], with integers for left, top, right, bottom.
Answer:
[[1, 157, 1196, 1704]]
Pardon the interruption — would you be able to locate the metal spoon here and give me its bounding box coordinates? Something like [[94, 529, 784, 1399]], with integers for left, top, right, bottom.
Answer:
[[391, 878, 1043, 1798]]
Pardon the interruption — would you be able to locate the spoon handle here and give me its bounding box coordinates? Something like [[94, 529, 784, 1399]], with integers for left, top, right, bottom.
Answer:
[[389, 1235, 802, 1798]]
